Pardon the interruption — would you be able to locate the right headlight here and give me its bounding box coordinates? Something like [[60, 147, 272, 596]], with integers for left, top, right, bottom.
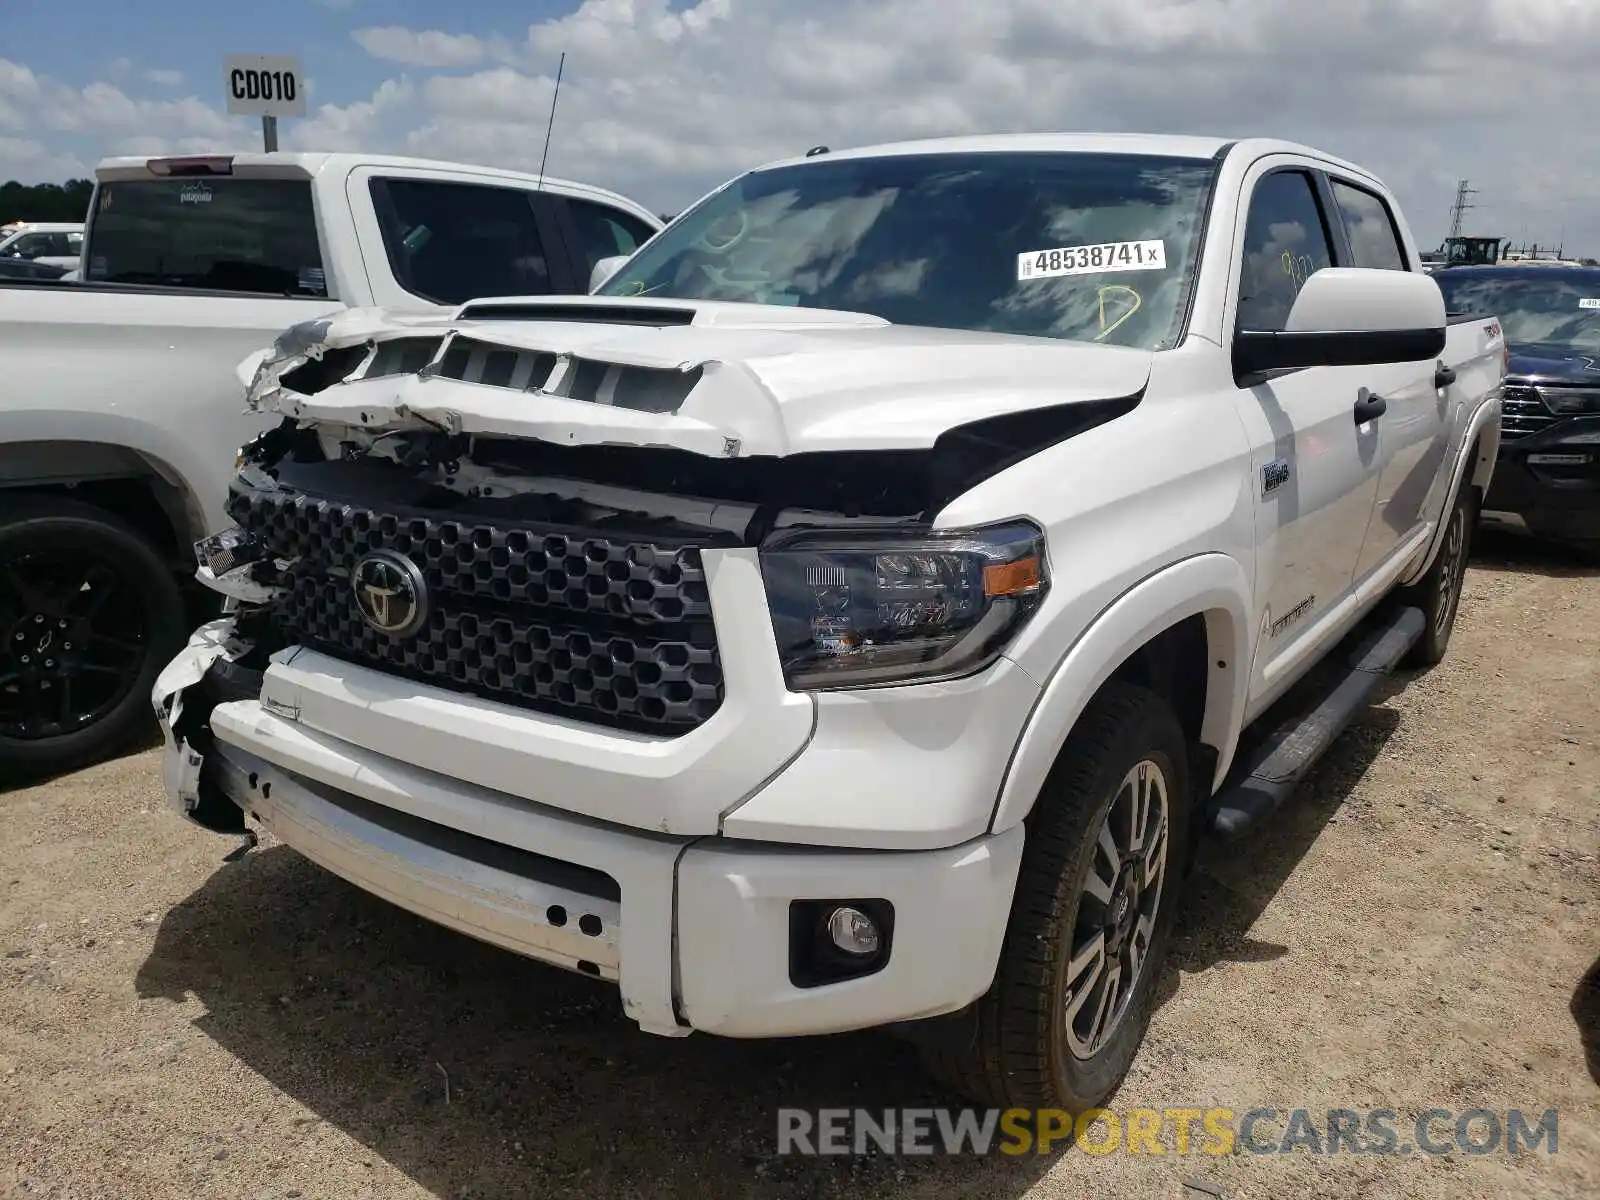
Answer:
[[758, 519, 1048, 691]]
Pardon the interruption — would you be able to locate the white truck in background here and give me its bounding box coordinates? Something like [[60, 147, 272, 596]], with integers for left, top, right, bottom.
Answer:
[[155, 133, 1504, 1113], [0, 221, 84, 272], [0, 152, 661, 778]]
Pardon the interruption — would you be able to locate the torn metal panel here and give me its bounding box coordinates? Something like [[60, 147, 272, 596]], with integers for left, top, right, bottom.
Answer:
[[239, 296, 1155, 460]]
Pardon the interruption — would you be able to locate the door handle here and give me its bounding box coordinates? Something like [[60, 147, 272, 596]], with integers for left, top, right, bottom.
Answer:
[[1434, 362, 1457, 389], [1354, 389, 1387, 424]]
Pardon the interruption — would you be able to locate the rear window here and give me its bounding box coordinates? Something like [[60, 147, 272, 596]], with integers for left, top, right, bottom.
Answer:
[[84, 178, 327, 296]]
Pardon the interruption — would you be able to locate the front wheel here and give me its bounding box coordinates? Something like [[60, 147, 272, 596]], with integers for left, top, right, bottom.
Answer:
[[0, 495, 187, 780], [919, 683, 1191, 1112], [1399, 484, 1477, 668]]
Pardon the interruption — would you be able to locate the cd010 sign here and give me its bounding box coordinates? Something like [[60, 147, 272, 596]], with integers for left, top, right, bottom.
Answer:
[[222, 53, 306, 118]]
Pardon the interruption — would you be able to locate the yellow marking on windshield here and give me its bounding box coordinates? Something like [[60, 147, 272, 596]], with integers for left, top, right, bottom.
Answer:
[[1095, 285, 1142, 340]]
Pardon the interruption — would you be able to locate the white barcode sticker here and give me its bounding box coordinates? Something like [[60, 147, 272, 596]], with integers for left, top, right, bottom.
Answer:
[[1579, 298, 1600, 309], [1017, 240, 1167, 281]]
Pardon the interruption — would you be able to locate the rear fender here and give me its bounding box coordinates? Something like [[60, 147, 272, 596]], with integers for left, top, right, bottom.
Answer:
[[1398, 388, 1501, 588], [988, 553, 1253, 834]]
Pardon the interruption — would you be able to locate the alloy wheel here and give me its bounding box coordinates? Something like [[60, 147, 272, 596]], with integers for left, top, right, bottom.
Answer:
[[1434, 502, 1468, 641], [1063, 758, 1172, 1059]]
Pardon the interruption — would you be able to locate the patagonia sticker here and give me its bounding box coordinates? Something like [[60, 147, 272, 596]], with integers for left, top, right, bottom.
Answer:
[[1018, 240, 1166, 281]]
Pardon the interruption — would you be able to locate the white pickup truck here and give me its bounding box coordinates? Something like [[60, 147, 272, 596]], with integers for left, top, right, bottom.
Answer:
[[0, 152, 660, 777], [154, 133, 1505, 1113]]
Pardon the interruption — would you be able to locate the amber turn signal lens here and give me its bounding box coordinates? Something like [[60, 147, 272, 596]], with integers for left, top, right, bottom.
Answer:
[[983, 555, 1043, 597]]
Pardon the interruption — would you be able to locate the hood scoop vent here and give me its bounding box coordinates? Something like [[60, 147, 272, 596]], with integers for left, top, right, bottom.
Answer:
[[456, 300, 697, 326], [451, 295, 889, 331], [406, 335, 705, 415]]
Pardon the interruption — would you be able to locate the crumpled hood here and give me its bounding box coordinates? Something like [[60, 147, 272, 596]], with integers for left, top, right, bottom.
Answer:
[[1507, 341, 1600, 385], [242, 295, 1153, 458]]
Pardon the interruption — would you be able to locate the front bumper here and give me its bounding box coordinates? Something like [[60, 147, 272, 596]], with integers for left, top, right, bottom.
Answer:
[[153, 625, 1025, 1040], [1483, 416, 1600, 542]]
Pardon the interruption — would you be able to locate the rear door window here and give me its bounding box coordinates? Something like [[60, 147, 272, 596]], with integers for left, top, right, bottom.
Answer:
[[85, 178, 327, 295], [563, 197, 658, 278], [369, 178, 557, 305], [1330, 180, 1409, 271]]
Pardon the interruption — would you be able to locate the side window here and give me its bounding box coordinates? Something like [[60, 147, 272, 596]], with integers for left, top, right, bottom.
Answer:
[[44, 233, 74, 256], [564, 197, 657, 277], [370, 178, 553, 305], [1237, 171, 1336, 333], [8, 233, 47, 258], [66, 232, 83, 253], [1330, 180, 1408, 271]]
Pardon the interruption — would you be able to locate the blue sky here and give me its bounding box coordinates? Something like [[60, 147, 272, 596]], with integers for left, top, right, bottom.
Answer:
[[3, 0, 572, 111], [1, 0, 1596, 251]]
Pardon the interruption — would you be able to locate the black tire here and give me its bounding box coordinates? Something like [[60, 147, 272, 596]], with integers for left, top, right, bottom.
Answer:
[[919, 682, 1191, 1112], [0, 495, 188, 780], [1398, 483, 1478, 668]]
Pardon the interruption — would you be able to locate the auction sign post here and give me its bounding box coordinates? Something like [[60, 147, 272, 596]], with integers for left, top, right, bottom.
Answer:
[[223, 54, 306, 152]]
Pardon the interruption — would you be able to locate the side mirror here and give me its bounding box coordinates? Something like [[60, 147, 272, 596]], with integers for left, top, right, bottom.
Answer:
[[589, 254, 630, 293], [1234, 267, 1447, 377]]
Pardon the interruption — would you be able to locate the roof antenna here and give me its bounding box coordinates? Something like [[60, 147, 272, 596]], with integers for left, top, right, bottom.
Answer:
[[535, 52, 566, 191], [805, 145, 829, 157]]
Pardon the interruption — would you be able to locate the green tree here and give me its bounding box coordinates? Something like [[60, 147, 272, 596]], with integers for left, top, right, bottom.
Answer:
[[0, 179, 95, 223]]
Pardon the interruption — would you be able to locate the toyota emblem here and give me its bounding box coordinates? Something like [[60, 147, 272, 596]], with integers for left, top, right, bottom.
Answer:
[[351, 550, 429, 637]]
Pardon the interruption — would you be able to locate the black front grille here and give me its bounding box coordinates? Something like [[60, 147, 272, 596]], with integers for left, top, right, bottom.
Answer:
[[1501, 384, 1557, 440], [227, 487, 724, 734]]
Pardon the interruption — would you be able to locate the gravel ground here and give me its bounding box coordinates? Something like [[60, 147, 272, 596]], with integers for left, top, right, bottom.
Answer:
[[2, 529, 1597, 1200]]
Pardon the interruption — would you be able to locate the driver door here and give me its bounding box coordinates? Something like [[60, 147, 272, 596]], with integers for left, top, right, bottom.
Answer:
[[1227, 165, 1384, 715]]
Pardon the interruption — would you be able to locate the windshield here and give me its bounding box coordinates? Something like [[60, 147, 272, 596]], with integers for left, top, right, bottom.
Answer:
[[597, 151, 1217, 350], [1436, 272, 1600, 350], [84, 178, 327, 296]]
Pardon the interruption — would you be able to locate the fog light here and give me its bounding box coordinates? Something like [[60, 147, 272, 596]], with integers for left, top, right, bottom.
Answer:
[[826, 906, 881, 956], [788, 898, 894, 987]]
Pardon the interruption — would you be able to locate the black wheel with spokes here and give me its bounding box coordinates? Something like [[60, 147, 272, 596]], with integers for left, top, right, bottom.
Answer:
[[1399, 482, 1478, 668], [0, 495, 186, 780], [919, 682, 1191, 1112]]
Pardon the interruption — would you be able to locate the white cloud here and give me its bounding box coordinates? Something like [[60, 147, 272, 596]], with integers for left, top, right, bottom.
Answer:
[[0, 135, 87, 184], [0, 60, 42, 101], [291, 77, 415, 150], [371, 0, 1600, 248], [144, 69, 184, 88], [352, 26, 507, 69], [1, 2, 1599, 251]]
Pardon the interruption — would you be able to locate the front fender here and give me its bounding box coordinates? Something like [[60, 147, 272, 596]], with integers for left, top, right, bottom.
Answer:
[[987, 552, 1253, 835]]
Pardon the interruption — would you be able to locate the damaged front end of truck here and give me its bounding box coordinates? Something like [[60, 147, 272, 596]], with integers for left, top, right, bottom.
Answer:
[[154, 296, 1147, 834]]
